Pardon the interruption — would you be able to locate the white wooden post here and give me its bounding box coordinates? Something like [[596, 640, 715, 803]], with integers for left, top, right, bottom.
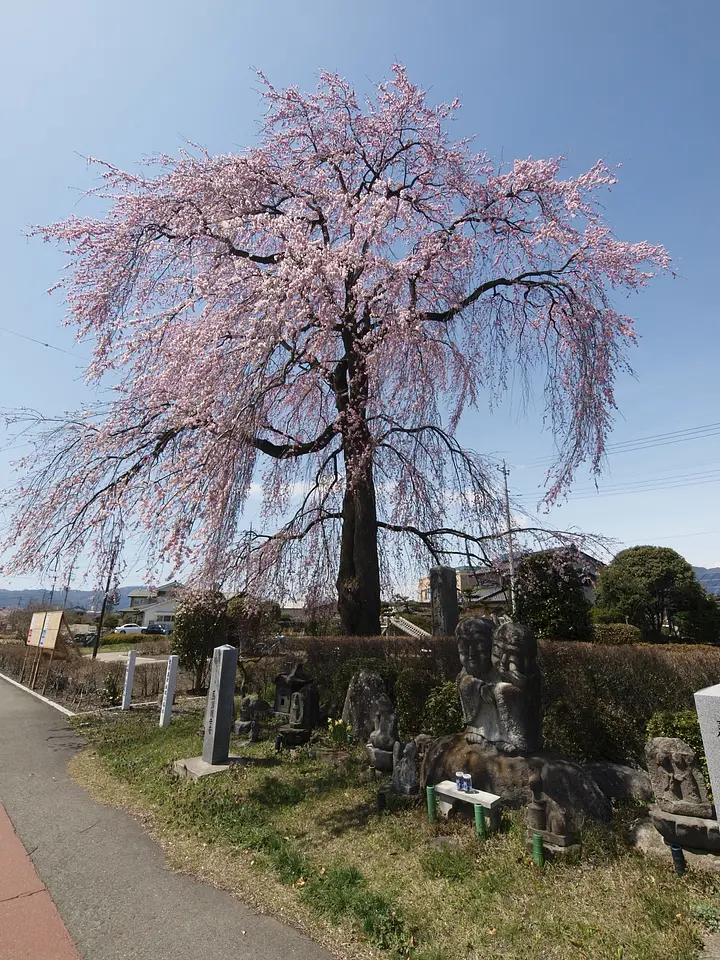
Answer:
[[121, 650, 137, 710], [159, 655, 179, 728]]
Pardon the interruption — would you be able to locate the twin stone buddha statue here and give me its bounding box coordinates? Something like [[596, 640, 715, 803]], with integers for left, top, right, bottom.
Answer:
[[456, 617, 542, 755]]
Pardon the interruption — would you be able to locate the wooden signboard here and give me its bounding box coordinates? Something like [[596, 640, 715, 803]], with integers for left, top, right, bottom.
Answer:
[[23, 610, 72, 692]]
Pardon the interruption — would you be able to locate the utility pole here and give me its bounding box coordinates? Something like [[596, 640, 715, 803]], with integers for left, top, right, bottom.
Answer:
[[502, 462, 516, 618], [92, 541, 120, 660]]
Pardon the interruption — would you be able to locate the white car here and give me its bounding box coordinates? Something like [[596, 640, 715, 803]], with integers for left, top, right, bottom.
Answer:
[[115, 623, 145, 634]]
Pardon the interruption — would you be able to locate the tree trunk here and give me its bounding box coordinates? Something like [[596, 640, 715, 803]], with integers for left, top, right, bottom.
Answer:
[[336, 455, 381, 636]]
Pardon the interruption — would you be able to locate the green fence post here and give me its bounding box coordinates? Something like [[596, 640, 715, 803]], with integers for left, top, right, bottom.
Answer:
[[426, 785, 437, 823], [532, 831, 544, 868], [474, 805, 487, 839]]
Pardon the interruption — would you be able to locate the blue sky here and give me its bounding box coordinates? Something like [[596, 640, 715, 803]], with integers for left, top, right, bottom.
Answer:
[[1, 0, 718, 590]]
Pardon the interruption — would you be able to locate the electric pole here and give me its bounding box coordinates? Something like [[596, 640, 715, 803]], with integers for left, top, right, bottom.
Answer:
[[92, 541, 120, 660], [502, 462, 516, 618]]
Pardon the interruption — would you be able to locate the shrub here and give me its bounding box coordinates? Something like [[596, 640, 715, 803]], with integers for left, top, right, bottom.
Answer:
[[646, 709, 711, 799], [172, 589, 228, 692], [422, 682, 464, 738], [395, 667, 438, 738], [592, 623, 643, 645], [540, 641, 720, 765], [514, 546, 594, 641]]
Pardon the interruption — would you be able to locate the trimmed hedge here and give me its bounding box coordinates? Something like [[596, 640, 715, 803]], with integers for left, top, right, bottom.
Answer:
[[592, 623, 643, 645], [540, 641, 720, 765]]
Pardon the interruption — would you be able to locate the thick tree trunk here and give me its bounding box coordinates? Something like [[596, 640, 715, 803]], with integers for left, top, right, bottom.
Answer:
[[336, 455, 381, 636]]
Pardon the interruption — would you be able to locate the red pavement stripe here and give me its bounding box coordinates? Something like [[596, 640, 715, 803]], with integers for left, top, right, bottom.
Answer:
[[0, 804, 82, 959]]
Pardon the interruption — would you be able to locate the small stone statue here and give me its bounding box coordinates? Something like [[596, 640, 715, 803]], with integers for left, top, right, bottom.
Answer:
[[392, 740, 420, 796], [368, 700, 398, 751], [645, 737, 713, 818], [289, 680, 320, 731]]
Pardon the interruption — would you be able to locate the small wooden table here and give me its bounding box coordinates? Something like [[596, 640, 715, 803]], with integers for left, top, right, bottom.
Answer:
[[433, 780, 502, 830]]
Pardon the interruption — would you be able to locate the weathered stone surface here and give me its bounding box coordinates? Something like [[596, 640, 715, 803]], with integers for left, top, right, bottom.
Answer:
[[368, 706, 398, 751], [649, 806, 720, 853], [585, 762, 653, 801], [273, 662, 312, 715], [392, 740, 420, 796], [289, 680, 320, 731], [278, 725, 311, 747], [695, 683, 720, 809], [202, 644, 238, 766], [366, 745, 394, 772], [630, 818, 720, 872], [421, 733, 612, 826], [455, 618, 541, 755], [457, 617, 501, 744], [430, 566, 459, 636], [342, 669, 394, 744], [238, 694, 271, 721], [233, 719, 260, 741], [645, 737, 713, 818]]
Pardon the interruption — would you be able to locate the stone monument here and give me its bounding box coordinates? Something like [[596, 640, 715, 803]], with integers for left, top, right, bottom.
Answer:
[[202, 644, 239, 765], [695, 683, 720, 809], [278, 680, 320, 747], [430, 566, 459, 637], [421, 617, 612, 827], [366, 702, 398, 772], [174, 644, 240, 780]]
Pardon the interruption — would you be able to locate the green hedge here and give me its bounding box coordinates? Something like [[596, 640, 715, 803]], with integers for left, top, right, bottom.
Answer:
[[540, 641, 720, 765], [592, 623, 643, 645]]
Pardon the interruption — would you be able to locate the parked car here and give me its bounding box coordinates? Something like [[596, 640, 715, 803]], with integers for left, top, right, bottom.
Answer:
[[142, 623, 166, 635], [115, 623, 144, 634]]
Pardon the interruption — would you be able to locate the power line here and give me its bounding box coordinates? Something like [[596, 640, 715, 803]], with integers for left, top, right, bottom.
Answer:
[[520, 421, 720, 470], [0, 325, 89, 361]]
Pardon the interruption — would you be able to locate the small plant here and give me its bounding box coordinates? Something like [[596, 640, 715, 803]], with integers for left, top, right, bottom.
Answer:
[[422, 681, 464, 738], [100, 672, 122, 707], [690, 902, 720, 933], [327, 718, 352, 744]]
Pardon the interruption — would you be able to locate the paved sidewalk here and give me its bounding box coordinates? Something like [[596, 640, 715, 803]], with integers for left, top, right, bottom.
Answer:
[[0, 804, 81, 959], [0, 677, 333, 960]]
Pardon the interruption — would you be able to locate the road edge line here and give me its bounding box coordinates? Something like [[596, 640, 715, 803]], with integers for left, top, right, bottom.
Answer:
[[0, 671, 75, 716]]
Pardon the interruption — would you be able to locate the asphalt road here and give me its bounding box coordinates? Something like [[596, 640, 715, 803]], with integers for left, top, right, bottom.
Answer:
[[0, 678, 334, 960]]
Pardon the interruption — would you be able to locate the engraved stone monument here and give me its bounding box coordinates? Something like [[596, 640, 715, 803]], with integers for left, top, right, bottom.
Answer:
[[695, 683, 720, 813]]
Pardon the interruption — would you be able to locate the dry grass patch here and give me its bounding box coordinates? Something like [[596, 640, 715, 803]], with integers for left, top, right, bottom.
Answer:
[[70, 710, 719, 960]]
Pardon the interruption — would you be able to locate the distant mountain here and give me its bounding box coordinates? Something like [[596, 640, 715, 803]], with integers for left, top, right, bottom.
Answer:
[[0, 586, 144, 610], [693, 567, 720, 596]]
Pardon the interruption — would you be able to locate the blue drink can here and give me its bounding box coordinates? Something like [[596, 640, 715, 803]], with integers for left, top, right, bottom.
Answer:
[[455, 771, 464, 791], [463, 773, 473, 793]]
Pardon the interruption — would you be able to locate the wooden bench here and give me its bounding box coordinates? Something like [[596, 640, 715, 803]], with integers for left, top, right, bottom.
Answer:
[[432, 780, 502, 831]]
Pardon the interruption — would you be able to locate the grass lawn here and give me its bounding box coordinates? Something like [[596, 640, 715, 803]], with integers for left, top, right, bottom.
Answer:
[[70, 710, 719, 960]]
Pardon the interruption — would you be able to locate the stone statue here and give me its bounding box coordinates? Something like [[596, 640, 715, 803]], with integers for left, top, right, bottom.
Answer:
[[455, 618, 542, 755], [645, 737, 713, 818], [392, 740, 420, 796], [456, 617, 501, 745], [368, 700, 398, 752], [491, 622, 542, 754], [289, 680, 319, 731]]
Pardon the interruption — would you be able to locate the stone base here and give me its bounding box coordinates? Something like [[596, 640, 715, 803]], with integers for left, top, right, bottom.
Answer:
[[649, 805, 720, 852], [366, 745, 394, 772], [173, 755, 245, 780], [277, 725, 311, 747], [525, 830, 582, 860], [630, 818, 720, 872], [421, 733, 612, 827]]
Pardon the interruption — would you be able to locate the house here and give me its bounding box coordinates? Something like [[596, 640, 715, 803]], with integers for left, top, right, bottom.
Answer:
[[418, 549, 604, 607], [116, 581, 183, 628]]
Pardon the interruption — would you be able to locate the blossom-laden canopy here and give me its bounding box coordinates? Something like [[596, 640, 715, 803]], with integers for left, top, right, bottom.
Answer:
[[2, 66, 668, 632]]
